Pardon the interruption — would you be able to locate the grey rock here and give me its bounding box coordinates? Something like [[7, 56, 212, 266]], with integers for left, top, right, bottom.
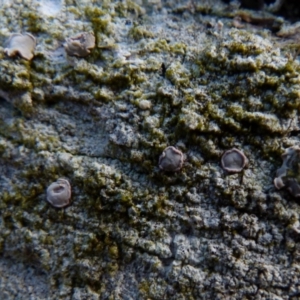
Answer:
[[1, 0, 300, 299]]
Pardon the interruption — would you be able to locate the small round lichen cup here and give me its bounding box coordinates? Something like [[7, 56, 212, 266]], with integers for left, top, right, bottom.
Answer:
[[221, 148, 248, 173], [274, 146, 300, 198], [159, 146, 184, 172], [63, 32, 95, 57], [4, 33, 36, 60], [46, 178, 71, 208]]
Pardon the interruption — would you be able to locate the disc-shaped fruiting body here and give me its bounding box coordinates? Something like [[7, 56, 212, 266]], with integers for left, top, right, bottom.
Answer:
[[274, 146, 300, 197], [221, 148, 248, 173], [4, 33, 36, 60], [46, 178, 71, 208], [159, 146, 183, 172], [64, 32, 95, 57]]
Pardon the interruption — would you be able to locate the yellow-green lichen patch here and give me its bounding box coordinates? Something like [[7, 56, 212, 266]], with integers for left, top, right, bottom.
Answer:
[[169, 42, 187, 55], [85, 6, 113, 35], [0, 60, 32, 91], [129, 25, 154, 41], [22, 11, 47, 33], [226, 30, 272, 55], [94, 88, 114, 103], [146, 39, 170, 53], [73, 60, 105, 84], [115, 0, 145, 17], [165, 61, 190, 87]]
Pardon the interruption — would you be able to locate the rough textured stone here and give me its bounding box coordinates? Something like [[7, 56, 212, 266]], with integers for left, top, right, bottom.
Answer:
[[1, 0, 300, 299]]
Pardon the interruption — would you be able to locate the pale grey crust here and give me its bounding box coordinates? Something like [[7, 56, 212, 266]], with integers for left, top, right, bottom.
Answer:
[[159, 146, 183, 172], [64, 32, 95, 57], [46, 178, 71, 208], [4, 33, 36, 60], [221, 148, 248, 173]]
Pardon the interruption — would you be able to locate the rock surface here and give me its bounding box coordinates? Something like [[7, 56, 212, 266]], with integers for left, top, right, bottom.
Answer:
[[1, 0, 300, 299]]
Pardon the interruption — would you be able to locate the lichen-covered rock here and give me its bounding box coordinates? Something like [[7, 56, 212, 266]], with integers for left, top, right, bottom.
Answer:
[[1, 0, 300, 299]]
